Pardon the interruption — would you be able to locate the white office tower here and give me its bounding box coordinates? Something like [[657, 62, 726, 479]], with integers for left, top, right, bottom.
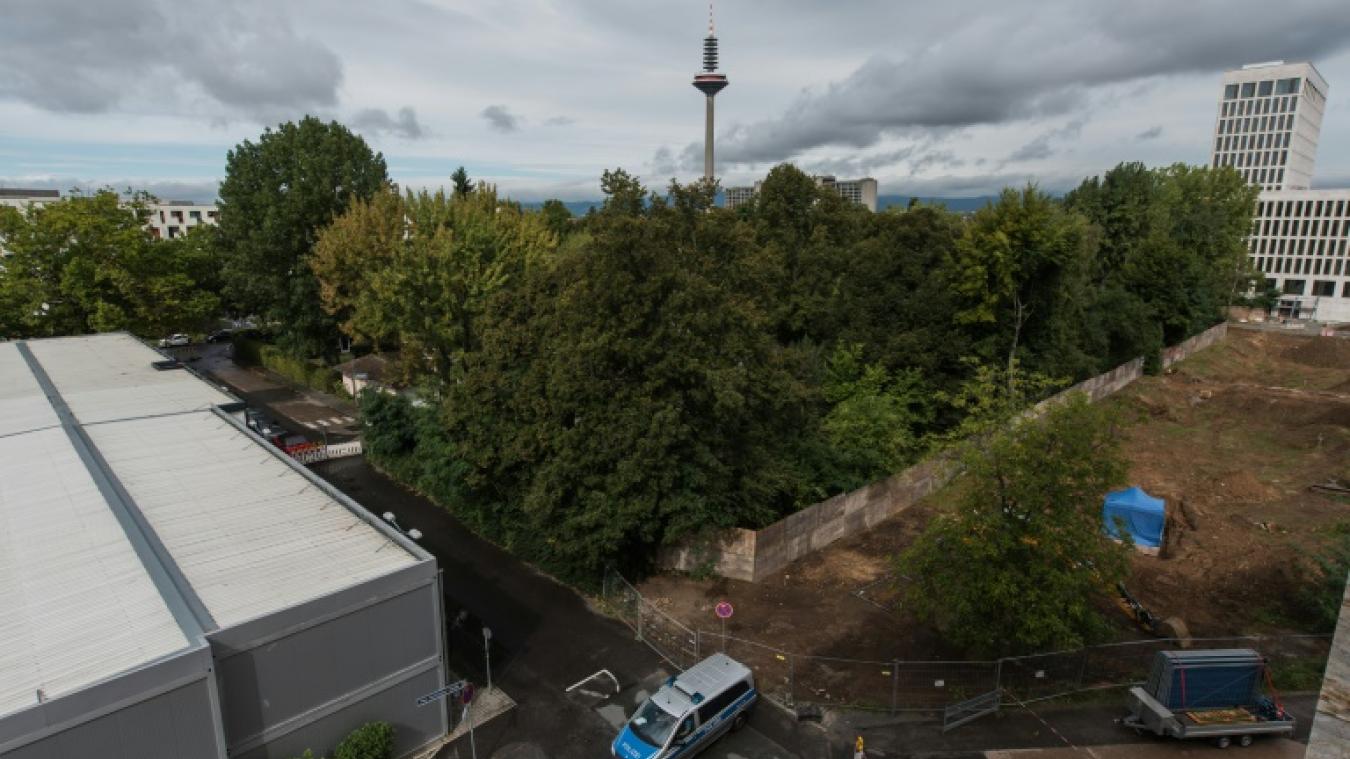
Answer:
[[1217, 62, 1349, 322], [1211, 61, 1328, 192]]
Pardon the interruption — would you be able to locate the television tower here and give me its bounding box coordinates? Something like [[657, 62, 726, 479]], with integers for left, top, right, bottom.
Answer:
[[692, 2, 728, 182]]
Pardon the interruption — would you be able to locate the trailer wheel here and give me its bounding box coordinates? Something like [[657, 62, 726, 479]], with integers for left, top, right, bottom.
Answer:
[[731, 712, 748, 732], [1215, 736, 1232, 749], [1238, 735, 1253, 747]]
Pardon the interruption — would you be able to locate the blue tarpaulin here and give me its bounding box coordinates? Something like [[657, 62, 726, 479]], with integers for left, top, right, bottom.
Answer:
[[1103, 486, 1165, 549]]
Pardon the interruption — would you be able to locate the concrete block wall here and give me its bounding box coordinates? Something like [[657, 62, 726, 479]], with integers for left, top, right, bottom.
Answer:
[[658, 322, 1230, 582]]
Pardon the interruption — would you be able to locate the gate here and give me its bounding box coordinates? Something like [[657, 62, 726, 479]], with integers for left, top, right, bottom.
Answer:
[[942, 689, 1001, 732]]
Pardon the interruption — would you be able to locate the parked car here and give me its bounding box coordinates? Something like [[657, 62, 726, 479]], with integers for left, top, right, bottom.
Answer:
[[206, 328, 234, 343], [158, 333, 191, 348]]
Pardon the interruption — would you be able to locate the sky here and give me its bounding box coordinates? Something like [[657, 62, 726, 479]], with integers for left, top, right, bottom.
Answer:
[[2, 0, 1350, 203]]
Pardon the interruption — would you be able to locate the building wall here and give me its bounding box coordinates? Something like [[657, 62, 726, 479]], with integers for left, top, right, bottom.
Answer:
[[209, 562, 447, 759], [1306, 574, 1350, 758], [1249, 189, 1350, 323], [1213, 62, 1328, 191], [146, 202, 219, 241], [0, 645, 225, 759]]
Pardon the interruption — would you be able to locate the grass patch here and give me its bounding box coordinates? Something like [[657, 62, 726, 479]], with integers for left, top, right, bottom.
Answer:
[[1269, 655, 1328, 692]]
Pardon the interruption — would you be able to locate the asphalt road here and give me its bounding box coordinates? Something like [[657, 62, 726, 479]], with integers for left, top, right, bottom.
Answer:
[[313, 456, 801, 759]]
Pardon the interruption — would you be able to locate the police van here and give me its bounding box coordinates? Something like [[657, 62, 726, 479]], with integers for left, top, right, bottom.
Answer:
[[612, 654, 757, 759]]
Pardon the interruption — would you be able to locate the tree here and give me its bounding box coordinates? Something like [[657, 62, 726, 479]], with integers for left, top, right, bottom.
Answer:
[[217, 116, 388, 358], [405, 174, 812, 580], [948, 185, 1098, 380], [814, 342, 932, 492], [0, 191, 219, 338], [538, 199, 573, 239], [451, 166, 474, 197], [312, 186, 555, 381], [898, 370, 1130, 655]]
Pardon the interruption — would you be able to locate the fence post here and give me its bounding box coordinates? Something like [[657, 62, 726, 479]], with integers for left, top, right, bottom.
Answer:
[[694, 629, 701, 660], [995, 658, 1004, 700], [1077, 646, 1089, 691], [787, 655, 795, 708], [890, 660, 899, 716], [636, 597, 643, 642]]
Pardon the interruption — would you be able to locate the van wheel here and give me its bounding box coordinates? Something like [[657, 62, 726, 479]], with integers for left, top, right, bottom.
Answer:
[[1215, 736, 1231, 749], [1238, 735, 1253, 747], [731, 712, 748, 732]]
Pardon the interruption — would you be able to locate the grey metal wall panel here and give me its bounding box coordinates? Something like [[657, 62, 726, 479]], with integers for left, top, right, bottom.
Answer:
[[232, 667, 446, 759], [1, 646, 219, 756], [214, 579, 441, 751], [209, 561, 436, 654], [0, 678, 221, 759]]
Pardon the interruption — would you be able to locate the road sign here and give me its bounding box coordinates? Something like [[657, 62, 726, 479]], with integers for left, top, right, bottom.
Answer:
[[416, 679, 468, 707], [715, 601, 734, 619]]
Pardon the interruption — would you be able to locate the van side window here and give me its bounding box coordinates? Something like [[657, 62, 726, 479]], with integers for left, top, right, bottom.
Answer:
[[696, 680, 750, 723]]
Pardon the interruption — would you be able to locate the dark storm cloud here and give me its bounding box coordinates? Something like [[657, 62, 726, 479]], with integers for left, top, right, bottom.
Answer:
[[0, 0, 342, 119], [481, 105, 522, 133], [352, 107, 426, 139], [1136, 125, 1164, 141], [718, 0, 1350, 165]]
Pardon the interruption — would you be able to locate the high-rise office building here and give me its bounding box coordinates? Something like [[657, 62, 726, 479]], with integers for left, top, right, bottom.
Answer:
[[1216, 62, 1350, 322], [1211, 61, 1328, 192]]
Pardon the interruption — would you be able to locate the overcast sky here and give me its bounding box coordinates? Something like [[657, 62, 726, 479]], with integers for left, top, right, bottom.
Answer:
[[3, 0, 1350, 202]]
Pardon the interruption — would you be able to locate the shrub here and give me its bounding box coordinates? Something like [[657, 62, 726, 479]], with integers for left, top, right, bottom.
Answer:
[[334, 722, 394, 759]]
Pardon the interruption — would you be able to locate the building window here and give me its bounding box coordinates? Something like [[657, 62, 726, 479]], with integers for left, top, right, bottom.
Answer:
[[1276, 77, 1300, 95], [1225, 83, 1239, 99], [1258, 80, 1273, 97], [1284, 279, 1305, 295], [1241, 82, 1256, 98], [1343, 282, 1350, 297], [1312, 280, 1335, 297]]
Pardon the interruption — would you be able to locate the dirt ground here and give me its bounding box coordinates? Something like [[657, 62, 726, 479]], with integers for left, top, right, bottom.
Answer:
[[637, 327, 1350, 663]]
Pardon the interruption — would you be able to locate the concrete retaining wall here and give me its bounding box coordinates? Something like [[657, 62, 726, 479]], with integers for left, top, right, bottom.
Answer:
[[658, 322, 1229, 582]]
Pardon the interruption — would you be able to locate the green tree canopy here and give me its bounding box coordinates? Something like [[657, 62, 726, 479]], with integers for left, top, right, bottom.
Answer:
[[898, 370, 1130, 655], [0, 191, 220, 338], [312, 186, 556, 381], [217, 116, 388, 357]]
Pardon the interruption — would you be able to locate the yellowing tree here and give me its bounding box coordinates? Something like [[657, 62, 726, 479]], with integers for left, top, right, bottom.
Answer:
[[311, 186, 556, 381]]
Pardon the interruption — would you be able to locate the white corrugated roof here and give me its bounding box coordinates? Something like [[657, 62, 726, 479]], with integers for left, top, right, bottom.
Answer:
[[87, 411, 414, 627], [1, 333, 421, 718], [0, 342, 58, 437], [0, 427, 189, 716], [26, 334, 231, 424]]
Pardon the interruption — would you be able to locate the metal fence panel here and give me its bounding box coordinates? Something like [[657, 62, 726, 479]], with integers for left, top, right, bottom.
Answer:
[[601, 570, 1331, 719]]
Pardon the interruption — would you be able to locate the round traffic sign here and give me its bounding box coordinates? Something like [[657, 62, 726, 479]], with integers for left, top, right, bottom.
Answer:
[[714, 601, 734, 619]]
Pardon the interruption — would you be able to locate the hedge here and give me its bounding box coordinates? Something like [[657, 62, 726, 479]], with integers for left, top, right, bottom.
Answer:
[[233, 337, 344, 396]]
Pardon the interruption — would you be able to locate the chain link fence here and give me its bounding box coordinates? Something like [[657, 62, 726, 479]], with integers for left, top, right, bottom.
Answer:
[[601, 569, 1332, 716]]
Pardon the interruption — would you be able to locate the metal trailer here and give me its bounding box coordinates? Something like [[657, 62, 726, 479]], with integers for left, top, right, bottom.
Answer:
[[1122, 649, 1295, 748]]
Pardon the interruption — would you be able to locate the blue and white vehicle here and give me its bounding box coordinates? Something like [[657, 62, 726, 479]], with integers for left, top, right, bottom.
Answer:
[[612, 654, 757, 759]]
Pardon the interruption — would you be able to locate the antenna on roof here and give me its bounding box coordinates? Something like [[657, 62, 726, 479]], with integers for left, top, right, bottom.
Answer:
[[708, 1, 715, 36]]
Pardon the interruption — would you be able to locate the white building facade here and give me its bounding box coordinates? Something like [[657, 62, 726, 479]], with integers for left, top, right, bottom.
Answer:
[[0, 187, 59, 212], [146, 200, 219, 240], [722, 174, 879, 212], [1213, 62, 1350, 323]]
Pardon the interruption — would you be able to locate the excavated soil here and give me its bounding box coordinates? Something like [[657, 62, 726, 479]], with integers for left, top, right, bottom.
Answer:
[[637, 328, 1350, 663]]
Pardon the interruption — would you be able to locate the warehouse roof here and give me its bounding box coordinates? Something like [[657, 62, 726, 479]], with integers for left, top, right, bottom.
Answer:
[[0, 334, 421, 719]]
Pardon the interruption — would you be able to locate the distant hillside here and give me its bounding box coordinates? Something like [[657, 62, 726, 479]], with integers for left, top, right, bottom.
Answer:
[[877, 195, 999, 212], [518, 199, 602, 216]]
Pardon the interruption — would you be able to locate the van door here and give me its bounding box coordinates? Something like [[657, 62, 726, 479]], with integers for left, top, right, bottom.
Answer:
[[667, 715, 699, 757]]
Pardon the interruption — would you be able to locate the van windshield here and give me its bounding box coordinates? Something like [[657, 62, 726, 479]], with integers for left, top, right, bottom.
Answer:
[[628, 699, 679, 748]]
